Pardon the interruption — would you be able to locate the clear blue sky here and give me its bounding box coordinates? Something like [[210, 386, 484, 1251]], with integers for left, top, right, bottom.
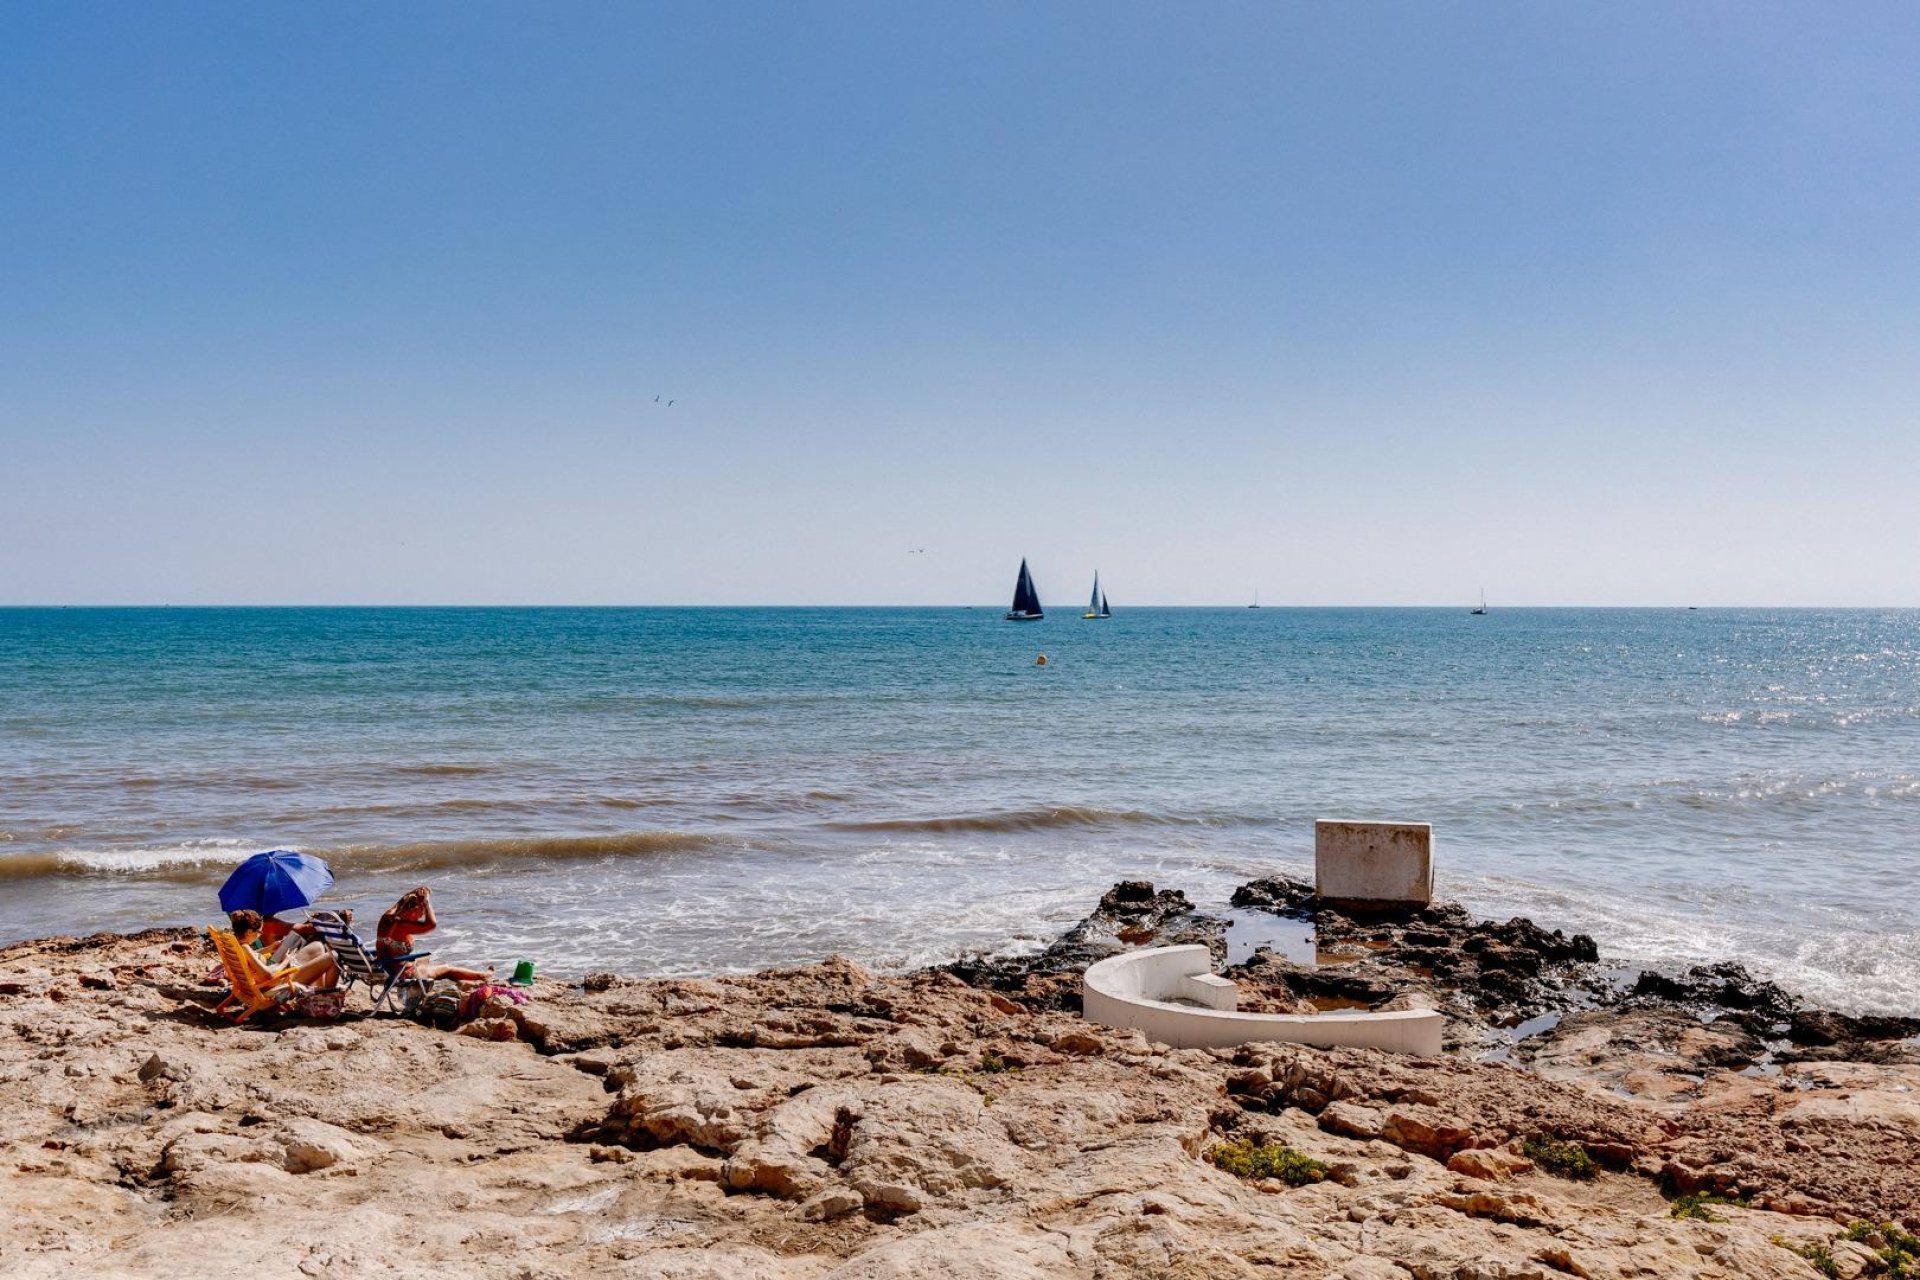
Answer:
[[4, 4, 1917, 605]]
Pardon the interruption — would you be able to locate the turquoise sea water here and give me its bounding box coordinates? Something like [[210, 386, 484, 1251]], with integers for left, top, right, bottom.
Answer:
[[1, 607, 1916, 1013]]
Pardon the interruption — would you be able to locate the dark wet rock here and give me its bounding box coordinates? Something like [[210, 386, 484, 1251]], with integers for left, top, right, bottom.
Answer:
[[1629, 962, 1795, 1022], [1465, 917, 1599, 966], [1228, 876, 1317, 915], [1787, 1008, 1920, 1046], [1775, 1038, 1920, 1066], [1225, 876, 1609, 1048], [949, 878, 1913, 1073], [939, 880, 1226, 1011], [1047, 881, 1225, 966]]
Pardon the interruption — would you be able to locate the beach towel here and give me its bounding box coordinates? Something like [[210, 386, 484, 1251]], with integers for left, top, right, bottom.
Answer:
[[460, 983, 528, 1022]]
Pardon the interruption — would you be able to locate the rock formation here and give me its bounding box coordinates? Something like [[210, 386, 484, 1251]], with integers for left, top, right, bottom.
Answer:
[[2, 885, 1916, 1278]]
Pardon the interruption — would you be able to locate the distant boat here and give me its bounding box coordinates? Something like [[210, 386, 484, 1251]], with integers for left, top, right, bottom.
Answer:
[[1082, 573, 1111, 619], [1005, 558, 1044, 621], [1248, 589, 1260, 609], [1470, 589, 1488, 616]]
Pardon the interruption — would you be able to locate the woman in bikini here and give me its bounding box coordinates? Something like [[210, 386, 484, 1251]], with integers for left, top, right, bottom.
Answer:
[[376, 886, 490, 983]]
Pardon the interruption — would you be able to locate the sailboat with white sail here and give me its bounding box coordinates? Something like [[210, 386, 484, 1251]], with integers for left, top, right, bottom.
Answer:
[[1005, 559, 1044, 621], [1470, 589, 1488, 616], [1082, 573, 1111, 619]]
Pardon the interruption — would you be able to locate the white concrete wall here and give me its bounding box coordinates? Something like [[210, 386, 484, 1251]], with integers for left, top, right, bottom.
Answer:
[[1082, 945, 1444, 1056], [1315, 819, 1433, 906]]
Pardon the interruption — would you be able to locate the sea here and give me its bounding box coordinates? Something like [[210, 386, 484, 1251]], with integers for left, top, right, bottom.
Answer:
[[1, 607, 1916, 1015]]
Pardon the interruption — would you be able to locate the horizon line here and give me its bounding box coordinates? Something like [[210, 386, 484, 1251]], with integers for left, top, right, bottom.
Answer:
[[3, 603, 1916, 612]]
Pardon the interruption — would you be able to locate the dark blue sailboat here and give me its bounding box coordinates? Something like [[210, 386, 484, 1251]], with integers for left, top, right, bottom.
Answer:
[[1005, 559, 1044, 621]]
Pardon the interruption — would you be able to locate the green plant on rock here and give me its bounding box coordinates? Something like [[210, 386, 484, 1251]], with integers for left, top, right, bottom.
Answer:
[[1206, 1138, 1328, 1187], [1842, 1221, 1920, 1278], [1670, 1191, 1742, 1222], [1795, 1243, 1838, 1278], [977, 1052, 1020, 1075], [1520, 1134, 1595, 1181]]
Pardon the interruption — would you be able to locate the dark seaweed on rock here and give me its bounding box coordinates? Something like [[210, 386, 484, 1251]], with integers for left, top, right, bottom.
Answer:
[[1223, 876, 1610, 1052], [991, 876, 1920, 1073], [942, 881, 1226, 1012]]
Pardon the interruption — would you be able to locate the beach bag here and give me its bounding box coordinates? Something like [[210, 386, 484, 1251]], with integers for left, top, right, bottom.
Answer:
[[411, 979, 466, 1031], [289, 988, 345, 1020]]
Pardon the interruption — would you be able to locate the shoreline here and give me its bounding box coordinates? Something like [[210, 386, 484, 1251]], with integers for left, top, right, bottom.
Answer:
[[3, 883, 1917, 1277], [10, 606, 1919, 1020]]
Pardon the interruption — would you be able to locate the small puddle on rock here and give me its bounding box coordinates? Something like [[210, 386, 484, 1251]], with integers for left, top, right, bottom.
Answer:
[[1221, 907, 1317, 966], [1478, 1011, 1564, 1066], [1510, 1011, 1562, 1039], [1222, 908, 1410, 970]]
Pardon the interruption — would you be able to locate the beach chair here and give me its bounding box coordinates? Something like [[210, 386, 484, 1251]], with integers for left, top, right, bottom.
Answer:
[[206, 925, 300, 1023], [306, 911, 430, 1014]]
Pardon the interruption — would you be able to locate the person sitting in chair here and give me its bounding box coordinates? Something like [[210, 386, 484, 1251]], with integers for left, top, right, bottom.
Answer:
[[227, 909, 340, 991], [376, 887, 490, 983]]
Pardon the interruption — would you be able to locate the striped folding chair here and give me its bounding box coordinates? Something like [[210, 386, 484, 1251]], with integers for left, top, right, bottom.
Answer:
[[306, 911, 431, 1014]]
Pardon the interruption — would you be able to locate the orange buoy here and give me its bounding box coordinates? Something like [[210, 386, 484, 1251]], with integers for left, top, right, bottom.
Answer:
[[1035, 654, 1048, 666]]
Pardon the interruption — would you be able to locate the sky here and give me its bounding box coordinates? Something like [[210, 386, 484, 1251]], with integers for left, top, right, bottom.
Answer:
[[3, 3, 1918, 607]]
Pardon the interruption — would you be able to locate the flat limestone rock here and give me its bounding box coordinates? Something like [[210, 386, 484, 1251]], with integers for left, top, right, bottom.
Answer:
[[2, 909, 1917, 1278]]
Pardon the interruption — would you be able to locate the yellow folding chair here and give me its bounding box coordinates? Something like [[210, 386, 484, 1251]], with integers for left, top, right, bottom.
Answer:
[[207, 925, 299, 1023]]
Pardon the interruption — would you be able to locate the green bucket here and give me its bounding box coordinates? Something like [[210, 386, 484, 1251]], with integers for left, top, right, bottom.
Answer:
[[509, 959, 535, 987]]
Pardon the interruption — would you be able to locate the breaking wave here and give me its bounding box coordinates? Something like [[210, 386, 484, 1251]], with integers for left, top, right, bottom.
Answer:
[[826, 806, 1236, 835], [0, 831, 730, 883]]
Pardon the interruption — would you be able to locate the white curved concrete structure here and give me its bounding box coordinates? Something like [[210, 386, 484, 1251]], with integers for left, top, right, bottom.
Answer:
[[1082, 945, 1443, 1056]]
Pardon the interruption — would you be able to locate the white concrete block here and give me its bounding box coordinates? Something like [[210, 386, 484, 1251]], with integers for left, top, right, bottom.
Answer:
[[1315, 820, 1432, 906], [1179, 972, 1239, 1011], [1082, 945, 1444, 1056]]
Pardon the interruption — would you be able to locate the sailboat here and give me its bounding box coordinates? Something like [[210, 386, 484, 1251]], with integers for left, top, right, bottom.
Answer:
[[1005, 558, 1044, 621], [1470, 589, 1488, 616], [1082, 573, 1111, 619], [1248, 589, 1260, 609]]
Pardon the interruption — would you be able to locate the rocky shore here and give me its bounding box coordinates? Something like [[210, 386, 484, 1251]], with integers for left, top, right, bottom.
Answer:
[[4, 883, 1917, 1278]]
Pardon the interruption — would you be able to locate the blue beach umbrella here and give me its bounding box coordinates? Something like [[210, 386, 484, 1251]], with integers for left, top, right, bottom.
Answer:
[[218, 849, 334, 917]]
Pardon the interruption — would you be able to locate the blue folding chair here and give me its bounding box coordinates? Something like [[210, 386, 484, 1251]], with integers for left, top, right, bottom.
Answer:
[[306, 911, 431, 1014]]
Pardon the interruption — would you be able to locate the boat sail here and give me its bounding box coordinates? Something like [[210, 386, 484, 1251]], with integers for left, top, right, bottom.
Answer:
[[1082, 573, 1111, 619], [1005, 558, 1044, 621]]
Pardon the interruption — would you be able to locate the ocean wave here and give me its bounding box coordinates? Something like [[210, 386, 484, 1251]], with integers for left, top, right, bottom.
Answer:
[[0, 831, 729, 883], [826, 806, 1231, 835], [0, 839, 257, 880]]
